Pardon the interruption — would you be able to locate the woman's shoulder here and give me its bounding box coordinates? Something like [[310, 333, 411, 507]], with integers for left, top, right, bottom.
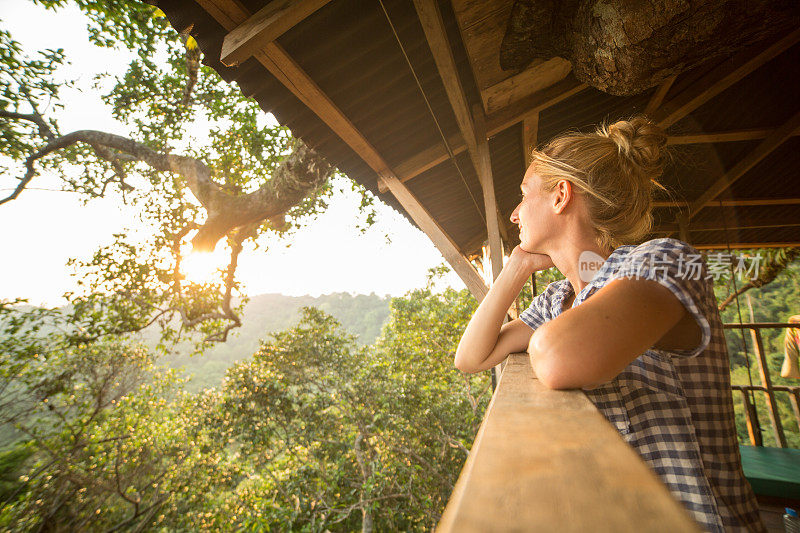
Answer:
[[628, 237, 702, 257]]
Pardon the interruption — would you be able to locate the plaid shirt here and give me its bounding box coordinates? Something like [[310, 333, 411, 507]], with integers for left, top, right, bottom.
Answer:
[[520, 238, 765, 532]]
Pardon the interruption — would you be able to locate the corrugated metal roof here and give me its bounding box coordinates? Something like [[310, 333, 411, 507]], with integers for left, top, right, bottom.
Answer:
[[157, 0, 800, 253]]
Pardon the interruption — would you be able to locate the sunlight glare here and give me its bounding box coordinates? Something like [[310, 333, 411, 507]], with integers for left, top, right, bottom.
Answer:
[[181, 247, 228, 284]]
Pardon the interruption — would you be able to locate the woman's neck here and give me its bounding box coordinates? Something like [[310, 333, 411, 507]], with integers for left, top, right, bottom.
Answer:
[[548, 235, 612, 296]]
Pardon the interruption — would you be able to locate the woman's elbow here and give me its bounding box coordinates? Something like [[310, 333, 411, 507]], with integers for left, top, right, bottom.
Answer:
[[453, 351, 482, 374], [528, 326, 572, 389]]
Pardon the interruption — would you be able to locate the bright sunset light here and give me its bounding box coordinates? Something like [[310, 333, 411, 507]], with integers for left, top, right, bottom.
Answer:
[[180, 247, 229, 285]]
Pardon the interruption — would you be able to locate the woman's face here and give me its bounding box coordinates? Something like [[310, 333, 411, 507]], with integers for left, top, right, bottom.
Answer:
[[510, 165, 558, 253]]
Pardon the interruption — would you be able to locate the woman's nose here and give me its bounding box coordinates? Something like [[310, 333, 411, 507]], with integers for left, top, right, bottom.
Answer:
[[510, 206, 520, 224]]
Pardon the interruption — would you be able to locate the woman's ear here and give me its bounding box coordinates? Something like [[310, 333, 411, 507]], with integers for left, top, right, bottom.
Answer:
[[553, 179, 573, 214]]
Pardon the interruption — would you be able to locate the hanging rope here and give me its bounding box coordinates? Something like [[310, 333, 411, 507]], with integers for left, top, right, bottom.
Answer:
[[377, 0, 486, 226], [718, 197, 762, 439]]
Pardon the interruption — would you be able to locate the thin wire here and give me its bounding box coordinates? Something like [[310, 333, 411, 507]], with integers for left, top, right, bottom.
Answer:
[[377, 0, 486, 226], [719, 197, 761, 437]]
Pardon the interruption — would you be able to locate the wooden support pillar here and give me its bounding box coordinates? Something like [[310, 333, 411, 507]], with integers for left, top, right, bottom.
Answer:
[[677, 213, 689, 243], [749, 328, 788, 447], [737, 387, 763, 447], [472, 104, 504, 282]]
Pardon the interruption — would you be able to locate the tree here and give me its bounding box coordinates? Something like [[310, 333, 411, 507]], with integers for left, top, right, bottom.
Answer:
[[0, 0, 377, 344]]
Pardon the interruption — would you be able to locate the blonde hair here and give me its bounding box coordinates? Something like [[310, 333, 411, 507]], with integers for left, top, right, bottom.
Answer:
[[529, 115, 669, 251]]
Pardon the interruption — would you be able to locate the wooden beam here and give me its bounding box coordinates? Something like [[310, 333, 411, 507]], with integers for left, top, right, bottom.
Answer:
[[220, 0, 334, 66], [654, 197, 800, 208], [654, 28, 800, 129], [658, 220, 800, 233], [412, 0, 480, 157], [196, 0, 488, 299], [196, 0, 394, 180], [472, 104, 504, 280], [665, 129, 799, 145], [376, 80, 585, 194], [522, 112, 538, 167], [413, 0, 504, 280], [380, 175, 488, 300], [643, 74, 677, 117], [486, 76, 588, 136], [438, 354, 702, 532], [692, 241, 800, 250], [687, 111, 800, 220]]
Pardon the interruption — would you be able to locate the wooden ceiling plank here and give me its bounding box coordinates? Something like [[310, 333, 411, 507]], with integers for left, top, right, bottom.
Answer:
[[221, 0, 335, 67], [654, 28, 800, 129], [197, 0, 489, 295], [644, 74, 677, 117], [659, 220, 800, 233], [687, 110, 800, 220], [486, 77, 589, 136], [194, 0, 249, 28]]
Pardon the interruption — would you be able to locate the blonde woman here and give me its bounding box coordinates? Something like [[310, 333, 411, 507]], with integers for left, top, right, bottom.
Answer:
[[455, 116, 765, 532]]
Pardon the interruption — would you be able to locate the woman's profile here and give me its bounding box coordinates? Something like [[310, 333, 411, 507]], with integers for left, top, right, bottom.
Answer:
[[455, 116, 766, 532]]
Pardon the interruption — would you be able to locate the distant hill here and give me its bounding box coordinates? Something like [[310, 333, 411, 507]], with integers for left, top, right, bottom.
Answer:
[[159, 292, 392, 391]]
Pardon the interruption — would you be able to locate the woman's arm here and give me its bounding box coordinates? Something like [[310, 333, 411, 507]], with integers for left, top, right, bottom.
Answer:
[[528, 277, 696, 389], [454, 247, 553, 373]]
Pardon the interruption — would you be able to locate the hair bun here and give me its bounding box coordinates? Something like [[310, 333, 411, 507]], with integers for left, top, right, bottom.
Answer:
[[602, 116, 668, 182]]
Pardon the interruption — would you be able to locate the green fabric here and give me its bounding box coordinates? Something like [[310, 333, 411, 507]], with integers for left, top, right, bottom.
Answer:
[[739, 445, 800, 499]]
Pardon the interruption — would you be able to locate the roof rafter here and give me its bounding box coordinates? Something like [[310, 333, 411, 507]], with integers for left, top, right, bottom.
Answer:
[[194, 0, 489, 299], [412, 0, 504, 279], [377, 78, 585, 194], [654, 198, 800, 208], [220, 0, 334, 66], [654, 28, 800, 129], [667, 129, 800, 145], [687, 110, 800, 220]]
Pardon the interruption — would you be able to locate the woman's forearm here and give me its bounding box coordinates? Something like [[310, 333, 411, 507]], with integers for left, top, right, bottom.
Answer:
[[454, 256, 535, 371]]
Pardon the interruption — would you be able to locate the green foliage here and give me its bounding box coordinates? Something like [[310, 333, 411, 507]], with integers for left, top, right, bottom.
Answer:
[[0, 283, 488, 531]]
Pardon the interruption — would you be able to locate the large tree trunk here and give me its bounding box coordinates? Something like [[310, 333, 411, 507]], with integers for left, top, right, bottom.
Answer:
[[500, 0, 800, 95]]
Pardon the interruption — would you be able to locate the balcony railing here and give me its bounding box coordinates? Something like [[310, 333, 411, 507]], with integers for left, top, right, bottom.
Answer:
[[436, 353, 701, 532], [724, 322, 800, 448]]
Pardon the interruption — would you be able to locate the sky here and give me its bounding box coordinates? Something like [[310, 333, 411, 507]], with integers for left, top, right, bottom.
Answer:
[[0, 0, 467, 306]]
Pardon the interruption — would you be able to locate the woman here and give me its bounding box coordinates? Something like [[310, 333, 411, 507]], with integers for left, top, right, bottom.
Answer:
[[455, 116, 765, 532]]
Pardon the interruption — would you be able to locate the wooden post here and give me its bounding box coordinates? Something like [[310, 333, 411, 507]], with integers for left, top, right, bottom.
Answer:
[[736, 386, 763, 447], [749, 328, 788, 447], [677, 213, 689, 243], [472, 104, 504, 282]]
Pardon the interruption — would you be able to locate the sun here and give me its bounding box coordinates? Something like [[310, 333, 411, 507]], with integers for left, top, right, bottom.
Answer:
[[180, 248, 229, 284]]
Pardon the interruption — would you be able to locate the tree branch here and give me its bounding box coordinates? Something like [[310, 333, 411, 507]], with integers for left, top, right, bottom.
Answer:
[[0, 128, 333, 252]]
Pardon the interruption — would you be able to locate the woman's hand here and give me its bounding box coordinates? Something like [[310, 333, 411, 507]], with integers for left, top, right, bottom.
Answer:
[[508, 245, 555, 274], [453, 245, 555, 374]]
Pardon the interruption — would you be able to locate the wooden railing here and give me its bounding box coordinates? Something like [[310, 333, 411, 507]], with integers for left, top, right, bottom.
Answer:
[[436, 354, 701, 532], [724, 322, 800, 448]]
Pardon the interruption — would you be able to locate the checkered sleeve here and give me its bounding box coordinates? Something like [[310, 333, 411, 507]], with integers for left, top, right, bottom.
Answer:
[[609, 238, 712, 358], [519, 281, 561, 330]]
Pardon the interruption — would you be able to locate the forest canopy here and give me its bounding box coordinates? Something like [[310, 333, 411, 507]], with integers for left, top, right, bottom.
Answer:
[[2, 1, 800, 531]]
